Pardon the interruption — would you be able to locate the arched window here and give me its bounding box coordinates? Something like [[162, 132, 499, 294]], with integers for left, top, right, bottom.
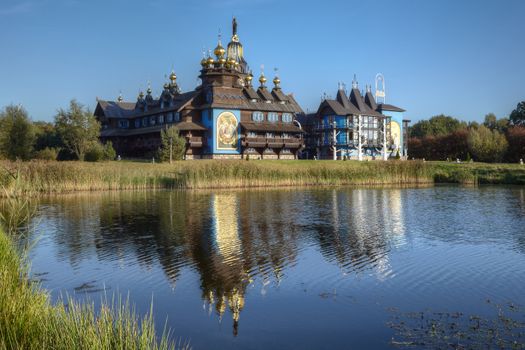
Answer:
[[268, 112, 279, 123], [252, 111, 264, 122], [282, 113, 293, 123]]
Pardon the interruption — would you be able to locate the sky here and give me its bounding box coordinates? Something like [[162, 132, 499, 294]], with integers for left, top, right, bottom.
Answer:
[[0, 0, 524, 123]]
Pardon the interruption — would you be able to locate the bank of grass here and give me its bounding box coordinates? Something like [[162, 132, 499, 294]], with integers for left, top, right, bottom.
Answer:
[[1, 159, 524, 196], [0, 226, 181, 349]]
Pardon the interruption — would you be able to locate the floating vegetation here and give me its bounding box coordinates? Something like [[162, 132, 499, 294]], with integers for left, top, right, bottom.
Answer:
[[388, 301, 525, 349]]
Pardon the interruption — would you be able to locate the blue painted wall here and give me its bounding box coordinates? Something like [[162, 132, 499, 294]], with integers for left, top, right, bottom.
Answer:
[[379, 109, 404, 155]]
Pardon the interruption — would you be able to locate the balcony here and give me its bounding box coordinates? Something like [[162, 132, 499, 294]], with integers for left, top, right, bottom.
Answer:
[[187, 136, 204, 147], [267, 137, 284, 148], [243, 137, 267, 148], [283, 138, 303, 148]]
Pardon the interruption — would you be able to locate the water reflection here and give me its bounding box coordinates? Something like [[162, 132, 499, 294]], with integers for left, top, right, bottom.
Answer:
[[28, 186, 525, 342]]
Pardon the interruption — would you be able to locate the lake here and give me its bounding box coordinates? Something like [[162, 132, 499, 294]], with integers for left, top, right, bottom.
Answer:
[[26, 186, 525, 349]]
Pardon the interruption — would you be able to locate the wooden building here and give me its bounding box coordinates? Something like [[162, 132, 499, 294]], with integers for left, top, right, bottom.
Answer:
[[299, 78, 410, 160], [94, 18, 304, 160]]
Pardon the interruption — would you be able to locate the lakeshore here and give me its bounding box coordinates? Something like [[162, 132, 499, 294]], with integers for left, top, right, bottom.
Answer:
[[0, 160, 524, 197]]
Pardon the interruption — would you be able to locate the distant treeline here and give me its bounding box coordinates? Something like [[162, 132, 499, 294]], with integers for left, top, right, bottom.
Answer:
[[408, 101, 525, 163]]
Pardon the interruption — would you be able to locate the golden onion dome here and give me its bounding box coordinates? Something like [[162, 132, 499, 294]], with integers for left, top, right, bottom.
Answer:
[[246, 73, 253, 82], [200, 57, 208, 67], [218, 57, 227, 66], [169, 71, 177, 81], [259, 74, 267, 85], [138, 91, 144, 99], [227, 57, 236, 66], [214, 42, 226, 58], [207, 56, 215, 65], [273, 76, 281, 86], [163, 82, 169, 90], [146, 86, 152, 94]]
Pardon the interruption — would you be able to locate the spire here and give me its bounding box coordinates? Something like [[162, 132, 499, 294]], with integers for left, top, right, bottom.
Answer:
[[117, 92, 123, 102], [352, 74, 358, 89]]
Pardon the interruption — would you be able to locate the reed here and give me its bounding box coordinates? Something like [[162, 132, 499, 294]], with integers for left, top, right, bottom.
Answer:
[[0, 228, 185, 350], [0, 160, 524, 196]]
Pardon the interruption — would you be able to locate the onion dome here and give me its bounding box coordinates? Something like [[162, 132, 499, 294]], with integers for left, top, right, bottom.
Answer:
[[259, 73, 267, 86], [207, 56, 215, 66], [169, 71, 177, 82], [117, 94, 123, 102], [146, 86, 152, 95], [201, 57, 208, 68], [214, 41, 226, 58], [138, 91, 144, 100], [273, 75, 281, 88], [163, 82, 169, 90], [245, 72, 253, 86], [218, 57, 227, 67]]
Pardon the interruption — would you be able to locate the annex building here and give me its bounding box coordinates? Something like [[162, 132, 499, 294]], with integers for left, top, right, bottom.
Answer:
[[299, 75, 410, 160], [94, 18, 304, 160]]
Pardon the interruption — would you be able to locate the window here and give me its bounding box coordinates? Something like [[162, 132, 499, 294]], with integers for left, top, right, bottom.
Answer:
[[266, 132, 274, 138], [282, 133, 289, 139], [174, 112, 181, 122], [118, 120, 129, 129], [135, 119, 141, 128], [159, 114, 164, 124], [282, 113, 293, 123], [252, 111, 264, 122], [247, 131, 257, 138], [167, 113, 173, 123], [142, 117, 148, 127], [281, 148, 291, 154], [268, 112, 279, 123], [150, 116, 156, 126]]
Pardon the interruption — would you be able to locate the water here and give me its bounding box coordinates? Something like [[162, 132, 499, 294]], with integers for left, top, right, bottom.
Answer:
[[26, 186, 525, 349]]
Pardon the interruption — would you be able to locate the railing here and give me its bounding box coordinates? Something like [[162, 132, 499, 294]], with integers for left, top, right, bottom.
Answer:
[[314, 123, 354, 131], [187, 136, 204, 147]]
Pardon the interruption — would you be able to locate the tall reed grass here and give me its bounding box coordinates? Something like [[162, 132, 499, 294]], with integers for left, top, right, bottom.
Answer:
[[1, 160, 524, 197]]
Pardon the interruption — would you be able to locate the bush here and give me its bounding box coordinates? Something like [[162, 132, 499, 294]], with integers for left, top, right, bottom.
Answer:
[[158, 127, 186, 162], [0, 105, 36, 161], [34, 147, 58, 161], [84, 143, 104, 162], [103, 141, 116, 161], [467, 125, 508, 163]]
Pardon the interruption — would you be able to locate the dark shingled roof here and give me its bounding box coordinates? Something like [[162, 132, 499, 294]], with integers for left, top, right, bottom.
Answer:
[[95, 91, 199, 119], [377, 103, 406, 112], [243, 87, 260, 100], [257, 87, 274, 101], [272, 88, 289, 103], [364, 91, 377, 111]]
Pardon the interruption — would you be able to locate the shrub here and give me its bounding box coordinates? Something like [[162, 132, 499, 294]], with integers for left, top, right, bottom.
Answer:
[[103, 141, 116, 161], [34, 147, 58, 161], [0, 105, 35, 161], [84, 143, 104, 162], [158, 127, 186, 162], [467, 125, 508, 163]]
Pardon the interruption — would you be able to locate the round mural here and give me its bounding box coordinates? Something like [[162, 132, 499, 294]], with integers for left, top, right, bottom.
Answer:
[[217, 111, 238, 150]]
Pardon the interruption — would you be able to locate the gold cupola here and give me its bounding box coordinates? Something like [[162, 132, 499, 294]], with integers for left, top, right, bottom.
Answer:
[[259, 74, 267, 87], [273, 76, 281, 88], [214, 34, 226, 59], [169, 71, 177, 83], [201, 56, 208, 68], [138, 91, 144, 100], [245, 71, 253, 86]]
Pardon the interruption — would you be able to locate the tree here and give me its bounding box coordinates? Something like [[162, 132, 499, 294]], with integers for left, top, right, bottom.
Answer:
[[505, 127, 525, 162], [510, 101, 525, 127], [158, 126, 186, 162], [34, 121, 63, 151], [467, 125, 508, 163], [483, 113, 509, 133], [410, 115, 467, 138], [55, 100, 100, 161], [0, 105, 35, 161]]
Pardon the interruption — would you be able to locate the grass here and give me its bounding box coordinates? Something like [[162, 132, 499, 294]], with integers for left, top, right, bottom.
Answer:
[[0, 159, 524, 196], [0, 194, 185, 350]]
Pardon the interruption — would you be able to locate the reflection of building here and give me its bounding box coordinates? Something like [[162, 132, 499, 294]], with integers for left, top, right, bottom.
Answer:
[[94, 18, 304, 159], [299, 77, 410, 160]]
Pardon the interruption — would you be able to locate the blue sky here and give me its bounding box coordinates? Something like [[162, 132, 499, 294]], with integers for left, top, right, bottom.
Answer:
[[0, 0, 524, 122]]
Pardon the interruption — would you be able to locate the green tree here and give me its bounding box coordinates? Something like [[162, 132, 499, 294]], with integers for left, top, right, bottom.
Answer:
[[483, 113, 509, 133], [467, 125, 508, 163], [158, 126, 186, 162], [55, 100, 100, 161], [0, 105, 35, 161], [510, 101, 525, 127], [410, 115, 467, 138], [34, 121, 63, 151]]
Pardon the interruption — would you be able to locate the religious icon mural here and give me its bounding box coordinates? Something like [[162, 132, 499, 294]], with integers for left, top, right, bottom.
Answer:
[[390, 121, 401, 149], [217, 111, 238, 150]]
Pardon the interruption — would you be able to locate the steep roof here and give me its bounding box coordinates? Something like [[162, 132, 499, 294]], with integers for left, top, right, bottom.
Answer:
[[377, 103, 406, 112], [95, 91, 199, 119], [364, 91, 377, 111]]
